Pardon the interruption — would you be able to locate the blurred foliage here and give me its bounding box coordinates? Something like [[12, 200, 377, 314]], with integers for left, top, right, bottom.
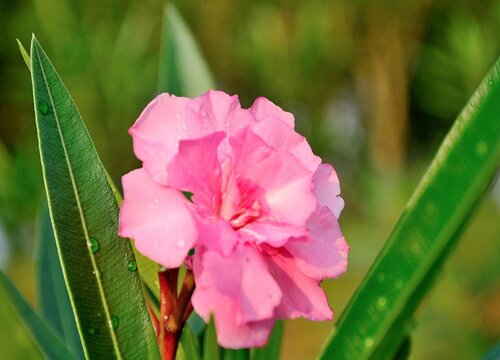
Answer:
[[0, 0, 498, 359]]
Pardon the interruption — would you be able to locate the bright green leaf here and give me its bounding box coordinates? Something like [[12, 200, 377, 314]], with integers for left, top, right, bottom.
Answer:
[[158, 3, 215, 96], [0, 270, 72, 359], [203, 317, 221, 360], [30, 35, 160, 359], [17, 38, 31, 70], [251, 320, 283, 360], [320, 58, 500, 359], [37, 205, 84, 359]]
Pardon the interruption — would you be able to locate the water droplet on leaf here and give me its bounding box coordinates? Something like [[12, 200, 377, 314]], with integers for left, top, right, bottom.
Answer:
[[88, 328, 95, 335], [93, 269, 102, 279], [376, 296, 387, 311], [364, 338, 374, 347], [88, 237, 99, 253], [110, 315, 119, 329], [39, 101, 49, 115], [127, 260, 138, 272], [177, 239, 186, 248]]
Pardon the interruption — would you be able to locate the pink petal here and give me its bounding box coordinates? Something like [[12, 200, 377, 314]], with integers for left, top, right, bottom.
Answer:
[[286, 207, 349, 280], [265, 249, 333, 321], [229, 128, 316, 227], [167, 132, 225, 213], [192, 244, 282, 347], [118, 168, 197, 268], [252, 116, 321, 172], [187, 90, 255, 134], [129, 94, 211, 185], [239, 221, 307, 248], [250, 97, 295, 128], [313, 163, 344, 218]]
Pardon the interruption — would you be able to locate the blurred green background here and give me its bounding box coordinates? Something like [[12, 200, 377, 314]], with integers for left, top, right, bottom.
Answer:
[[0, 0, 499, 359]]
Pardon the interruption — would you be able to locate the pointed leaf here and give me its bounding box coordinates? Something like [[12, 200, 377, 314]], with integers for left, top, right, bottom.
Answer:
[[251, 320, 283, 360], [37, 205, 84, 359], [320, 58, 500, 359], [178, 325, 202, 360], [158, 3, 215, 96], [203, 317, 221, 360], [0, 270, 72, 359], [30, 36, 160, 359]]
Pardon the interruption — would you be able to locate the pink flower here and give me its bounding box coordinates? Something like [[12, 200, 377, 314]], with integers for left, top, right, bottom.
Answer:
[[119, 90, 348, 348]]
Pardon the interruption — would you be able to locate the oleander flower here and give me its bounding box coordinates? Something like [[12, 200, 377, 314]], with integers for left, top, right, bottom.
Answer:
[[119, 90, 349, 348]]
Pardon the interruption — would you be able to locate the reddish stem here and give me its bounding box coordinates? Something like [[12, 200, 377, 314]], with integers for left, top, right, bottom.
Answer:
[[147, 303, 159, 337]]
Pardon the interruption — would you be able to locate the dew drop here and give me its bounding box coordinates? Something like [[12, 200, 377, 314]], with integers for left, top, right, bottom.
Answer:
[[181, 122, 188, 132], [88, 237, 99, 253], [110, 315, 119, 330], [488, 79, 494, 87], [154, 280, 160, 289], [364, 338, 374, 348], [148, 149, 156, 156], [200, 109, 207, 117], [395, 279, 403, 289], [177, 239, 186, 248], [93, 269, 102, 279], [88, 328, 95, 335], [475, 141, 488, 156], [202, 121, 209, 129], [39, 101, 49, 115], [376, 273, 385, 282], [127, 260, 138, 272], [375, 296, 387, 311]]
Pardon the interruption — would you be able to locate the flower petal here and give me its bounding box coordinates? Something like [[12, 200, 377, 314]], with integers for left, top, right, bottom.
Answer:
[[167, 132, 225, 213], [252, 116, 321, 172], [286, 207, 349, 280], [313, 163, 344, 218], [192, 244, 282, 347], [250, 97, 295, 128], [229, 128, 316, 227], [129, 94, 211, 185], [239, 221, 307, 248], [265, 249, 333, 321], [119, 168, 196, 268]]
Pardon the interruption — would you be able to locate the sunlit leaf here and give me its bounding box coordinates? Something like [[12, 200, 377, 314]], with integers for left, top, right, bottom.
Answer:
[[30, 35, 160, 359], [320, 57, 500, 359]]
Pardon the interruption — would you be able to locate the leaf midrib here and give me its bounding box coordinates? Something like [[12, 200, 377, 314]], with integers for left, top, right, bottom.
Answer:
[[33, 42, 123, 360]]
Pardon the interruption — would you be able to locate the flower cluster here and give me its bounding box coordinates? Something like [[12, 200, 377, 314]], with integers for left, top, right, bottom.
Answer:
[[119, 90, 348, 348]]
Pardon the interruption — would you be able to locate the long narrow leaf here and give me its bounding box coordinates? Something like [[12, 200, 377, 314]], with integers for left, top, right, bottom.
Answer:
[[158, 3, 215, 96], [320, 58, 500, 359], [251, 320, 283, 360], [203, 318, 221, 360], [0, 270, 72, 359], [37, 205, 85, 359], [30, 35, 159, 359]]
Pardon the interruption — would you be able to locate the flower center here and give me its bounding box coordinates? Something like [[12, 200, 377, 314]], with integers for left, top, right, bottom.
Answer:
[[229, 201, 261, 229]]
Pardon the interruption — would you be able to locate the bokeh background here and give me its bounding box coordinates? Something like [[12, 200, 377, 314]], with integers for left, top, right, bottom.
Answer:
[[0, 0, 499, 359]]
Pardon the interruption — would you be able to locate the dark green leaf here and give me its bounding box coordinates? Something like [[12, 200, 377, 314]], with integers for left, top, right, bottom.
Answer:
[[37, 205, 84, 359], [178, 325, 201, 360], [251, 320, 283, 360], [224, 349, 250, 360], [158, 3, 215, 96], [203, 317, 221, 360], [0, 270, 72, 359], [30, 35, 160, 359], [320, 58, 500, 359]]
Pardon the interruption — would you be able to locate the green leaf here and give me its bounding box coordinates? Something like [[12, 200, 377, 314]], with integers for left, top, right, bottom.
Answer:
[[251, 320, 283, 360], [320, 58, 500, 359], [37, 205, 85, 359], [17, 38, 31, 70], [203, 317, 221, 360], [0, 270, 72, 359], [224, 349, 250, 360], [158, 3, 215, 96], [30, 35, 160, 359], [178, 325, 201, 360]]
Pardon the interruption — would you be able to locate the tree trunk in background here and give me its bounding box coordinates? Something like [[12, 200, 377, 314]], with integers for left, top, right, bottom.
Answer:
[[356, 1, 430, 175]]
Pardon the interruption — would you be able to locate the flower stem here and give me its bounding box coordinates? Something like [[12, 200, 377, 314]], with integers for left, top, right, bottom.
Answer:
[[157, 267, 195, 360]]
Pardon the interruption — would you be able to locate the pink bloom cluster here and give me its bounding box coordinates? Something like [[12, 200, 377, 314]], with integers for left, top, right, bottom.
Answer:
[[119, 90, 348, 348]]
